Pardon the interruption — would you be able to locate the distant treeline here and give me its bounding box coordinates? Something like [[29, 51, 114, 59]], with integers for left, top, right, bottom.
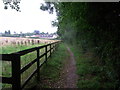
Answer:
[[1, 30, 34, 37]]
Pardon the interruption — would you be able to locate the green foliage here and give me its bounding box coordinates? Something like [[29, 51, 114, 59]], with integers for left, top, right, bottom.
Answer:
[[70, 45, 115, 88], [3, 0, 21, 12], [40, 2, 55, 14], [50, 2, 120, 88]]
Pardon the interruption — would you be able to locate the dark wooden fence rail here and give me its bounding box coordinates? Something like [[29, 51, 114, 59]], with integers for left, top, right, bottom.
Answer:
[[0, 41, 60, 90]]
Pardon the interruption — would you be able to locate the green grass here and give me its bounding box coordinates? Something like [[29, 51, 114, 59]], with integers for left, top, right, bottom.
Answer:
[[1, 43, 47, 88], [1, 44, 44, 54], [1, 43, 61, 89], [38, 43, 68, 88], [1, 43, 115, 89], [69, 45, 114, 89]]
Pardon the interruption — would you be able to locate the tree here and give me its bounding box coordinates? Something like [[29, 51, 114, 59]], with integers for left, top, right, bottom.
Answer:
[[5, 30, 8, 34], [8, 30, 11, 34], [4, 30, 11, 34], [14, 31, 16, 34], [52, 20, 58, 27], [40, 2, 54, 14], [40, 2, 120, 88], [34, 30, 40, 35], [3, 0, 21, 12]]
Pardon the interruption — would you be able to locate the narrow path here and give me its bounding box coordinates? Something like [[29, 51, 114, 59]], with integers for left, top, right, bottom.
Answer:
[[54, 46, 78, 88]]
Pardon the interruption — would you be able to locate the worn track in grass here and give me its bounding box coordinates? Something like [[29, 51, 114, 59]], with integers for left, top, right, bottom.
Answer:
[[33, 45, 78, 89], [53, 46, 78, 88]]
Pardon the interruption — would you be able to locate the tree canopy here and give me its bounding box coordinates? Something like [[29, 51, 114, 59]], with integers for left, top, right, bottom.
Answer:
[[3, 0, 21, 12]]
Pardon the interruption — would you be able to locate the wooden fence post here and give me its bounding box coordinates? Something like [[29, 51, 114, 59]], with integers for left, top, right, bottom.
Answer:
[[45, 46, 47, 65], [12, 53, 21, 90], [37, 49, 40, 81]]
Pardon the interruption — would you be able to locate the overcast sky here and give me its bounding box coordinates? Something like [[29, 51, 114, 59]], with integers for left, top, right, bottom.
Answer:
[[0, 0, 57, 34]]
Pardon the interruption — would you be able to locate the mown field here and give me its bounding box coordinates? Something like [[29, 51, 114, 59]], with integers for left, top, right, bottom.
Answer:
[[0, 37, 57, 88], [0, 37, 56, 47]]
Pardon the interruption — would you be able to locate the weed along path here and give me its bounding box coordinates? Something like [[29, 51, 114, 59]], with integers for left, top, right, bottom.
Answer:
[[54, 46, 78, 88]]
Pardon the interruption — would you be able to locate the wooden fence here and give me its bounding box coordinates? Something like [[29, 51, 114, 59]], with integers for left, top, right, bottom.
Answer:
[[0, 41, 60, 90]]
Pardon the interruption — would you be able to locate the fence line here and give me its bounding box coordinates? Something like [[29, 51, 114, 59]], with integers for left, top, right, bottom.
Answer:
[[0, 41, 60, 90]]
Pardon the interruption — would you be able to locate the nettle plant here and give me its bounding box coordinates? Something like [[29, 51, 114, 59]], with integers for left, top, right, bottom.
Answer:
[[3, 0, 21, 12]]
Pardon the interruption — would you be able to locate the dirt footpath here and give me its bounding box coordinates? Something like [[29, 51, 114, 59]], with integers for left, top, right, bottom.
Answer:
[[54, 46, 78, 88], [34, 46, 78, 89]]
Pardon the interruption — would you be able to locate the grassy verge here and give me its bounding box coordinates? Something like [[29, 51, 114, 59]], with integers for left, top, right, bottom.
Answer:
[[69, 45, 114, 89], [1, 44, 46, 88], [37, 43, 67, 88]]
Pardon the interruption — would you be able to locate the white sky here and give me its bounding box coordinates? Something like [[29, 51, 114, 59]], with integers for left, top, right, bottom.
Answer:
[[0, 0, 57, 34]]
